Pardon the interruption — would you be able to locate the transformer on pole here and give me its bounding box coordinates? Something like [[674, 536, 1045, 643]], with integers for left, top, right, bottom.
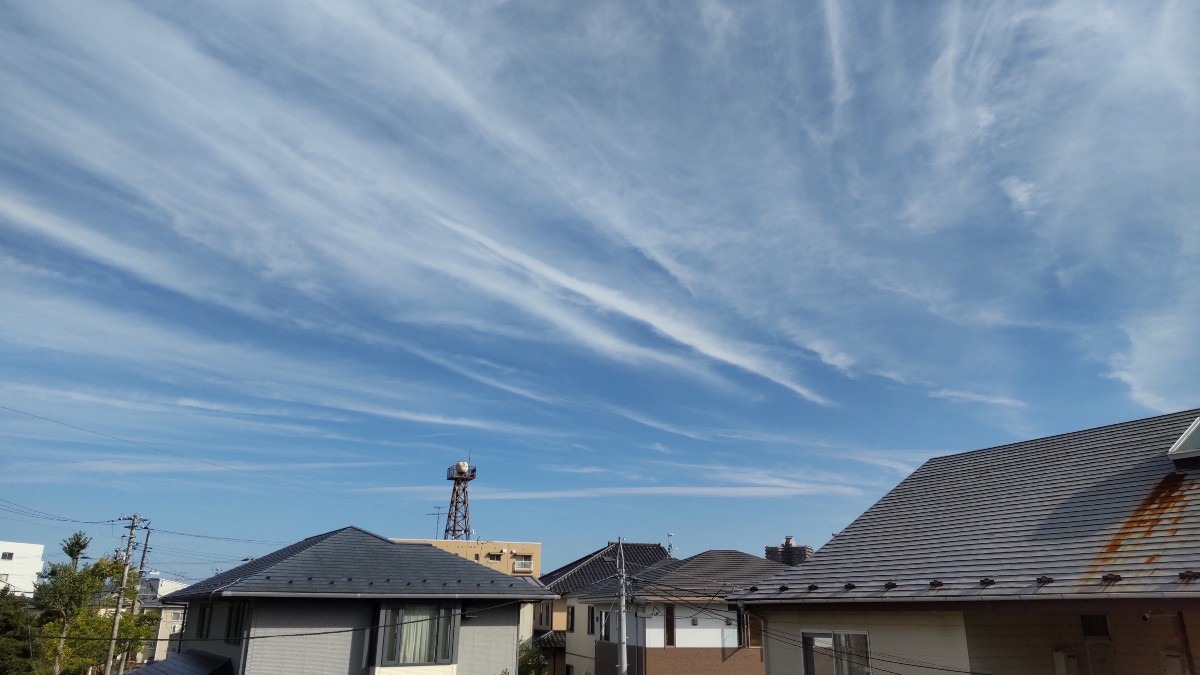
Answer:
[[443, 460, 477, 540]]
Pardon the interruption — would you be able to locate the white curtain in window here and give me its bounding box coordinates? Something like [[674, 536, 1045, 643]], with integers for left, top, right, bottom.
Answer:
[[402, 605, 435, 663], [383, 608, 402, 664], [436, 607, 453, 661]]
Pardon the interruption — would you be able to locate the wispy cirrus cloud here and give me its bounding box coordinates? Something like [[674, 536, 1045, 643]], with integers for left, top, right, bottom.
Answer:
[[0, 0, 1196, 566]]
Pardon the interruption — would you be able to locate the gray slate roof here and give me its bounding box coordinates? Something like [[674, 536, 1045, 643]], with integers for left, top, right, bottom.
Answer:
[[539, 542, 670, 594], [135, 651, 233, 675], [733, 408, 1200, 605], [162, 526, 556, 603], [583, 550, 786, 601]]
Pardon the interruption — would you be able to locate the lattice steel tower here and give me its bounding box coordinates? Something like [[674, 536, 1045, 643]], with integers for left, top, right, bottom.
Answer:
[[443, 460, 477, 540]]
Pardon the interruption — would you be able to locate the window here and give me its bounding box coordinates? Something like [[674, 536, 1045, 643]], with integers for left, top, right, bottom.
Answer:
[[380, 604, 456, 665], [802, 632, 870, 675], [737, 611, 762, 648], [513, 554, 533, 572], [567, 605, 575, 632], [224, 603, 247, 645], [191, 605, 210, 640], [587, 606, 595, 635], [487, 553, 503, 562], [600, 610, 611, 641], [1081, 615, 1110, 638], [664, 605, 675, 647], [0, 552, 12, 560]]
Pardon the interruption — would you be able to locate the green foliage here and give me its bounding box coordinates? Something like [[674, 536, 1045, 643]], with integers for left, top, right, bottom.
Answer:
[[0, 588, 36, 674], [40, 610, 156, 675], [26, 531, 146, 675], [60, 534, 90, 571], [517, 640, 547, 675]]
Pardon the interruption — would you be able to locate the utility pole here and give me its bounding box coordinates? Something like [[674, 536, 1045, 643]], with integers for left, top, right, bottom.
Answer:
[[137, 526, 151, 575], [617, 537, 628, 675], [105, 514, 143, 675]]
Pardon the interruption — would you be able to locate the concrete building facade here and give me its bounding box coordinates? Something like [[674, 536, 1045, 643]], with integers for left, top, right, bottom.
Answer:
[[0, 540, 44, 596]]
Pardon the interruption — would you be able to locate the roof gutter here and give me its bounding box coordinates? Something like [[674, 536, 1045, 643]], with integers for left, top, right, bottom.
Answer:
[[735, 591, 1200, 605], [174, 590, 558, 602]]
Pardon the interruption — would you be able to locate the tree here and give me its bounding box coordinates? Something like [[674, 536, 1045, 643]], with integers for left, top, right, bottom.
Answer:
[[0, 587, 36, 674], [60, 534, 90, 571], [49, 610, 155, 675], [517, 640, 547, 675], [32, 533, 107, 675]]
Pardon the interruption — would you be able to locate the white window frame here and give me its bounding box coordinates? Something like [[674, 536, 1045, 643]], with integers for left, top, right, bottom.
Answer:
[[800, 630, 871, 675]]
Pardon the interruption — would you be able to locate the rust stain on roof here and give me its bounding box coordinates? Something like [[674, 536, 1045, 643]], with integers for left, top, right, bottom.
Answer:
[[1094, 472, 1192, 569]]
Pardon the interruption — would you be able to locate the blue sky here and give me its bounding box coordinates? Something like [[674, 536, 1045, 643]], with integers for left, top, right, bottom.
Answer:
[[1, 0, 1197, 579]]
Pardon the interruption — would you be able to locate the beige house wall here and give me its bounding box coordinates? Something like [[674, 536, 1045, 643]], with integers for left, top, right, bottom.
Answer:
[[759, 602, 1200, 675], [394, 539, 541, 577], [565, 601, 598, 675], [759, 607, 971, 675], [963, 604, 1199, 675]]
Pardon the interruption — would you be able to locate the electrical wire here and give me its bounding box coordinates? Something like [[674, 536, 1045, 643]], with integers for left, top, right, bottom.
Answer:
[[150, 529, 288, 545], [634, 578, 997, 675], [0, 498, 117, 525], [30, 597, 529, 644]]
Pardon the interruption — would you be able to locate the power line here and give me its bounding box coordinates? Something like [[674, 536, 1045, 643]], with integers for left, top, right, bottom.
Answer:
[[150, 529, 287, 545], [0, 498, 117, 525], [634, 578, 996, 675], [30, 597, 528, 643]]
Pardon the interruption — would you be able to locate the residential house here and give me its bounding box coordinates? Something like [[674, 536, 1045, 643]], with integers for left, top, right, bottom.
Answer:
[[582, 549, 787, 675], [732, 408, 1200, 675], [139, 573, 189, 662], [393, 538, 543, 642], [0, 540, 44, 597], [536, 542, 671, 675], [145, 526, 555, 675]]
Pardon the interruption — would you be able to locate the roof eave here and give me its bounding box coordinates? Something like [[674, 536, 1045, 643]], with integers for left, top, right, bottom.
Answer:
[[736, 591, 1200, 605]]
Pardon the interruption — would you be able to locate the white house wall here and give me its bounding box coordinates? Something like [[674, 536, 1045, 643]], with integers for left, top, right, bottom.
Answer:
[[640, 603, 740, 649], [760, 607, 971, 675], [0, 541, 44, 596]]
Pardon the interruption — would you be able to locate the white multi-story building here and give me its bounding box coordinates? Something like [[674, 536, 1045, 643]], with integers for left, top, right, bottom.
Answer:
[[0, 541, 45, 597]]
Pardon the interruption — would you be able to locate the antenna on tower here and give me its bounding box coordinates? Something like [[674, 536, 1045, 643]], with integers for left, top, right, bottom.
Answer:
[[443, 460, 477, 540], [426, 506, 445, 539]]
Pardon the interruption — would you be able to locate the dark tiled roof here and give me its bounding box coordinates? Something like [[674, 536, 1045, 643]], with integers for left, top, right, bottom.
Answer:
[[136, 651, 233, 675], [533, 630, 566, 650], [733, 409, 1200, 605], [162, 527, 556, 603], [539, 542, 669, 594], [583, 550, 786, 601]]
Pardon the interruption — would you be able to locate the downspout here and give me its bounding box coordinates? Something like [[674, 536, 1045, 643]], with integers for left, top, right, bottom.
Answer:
[[1178, 611, 1196, 675]]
